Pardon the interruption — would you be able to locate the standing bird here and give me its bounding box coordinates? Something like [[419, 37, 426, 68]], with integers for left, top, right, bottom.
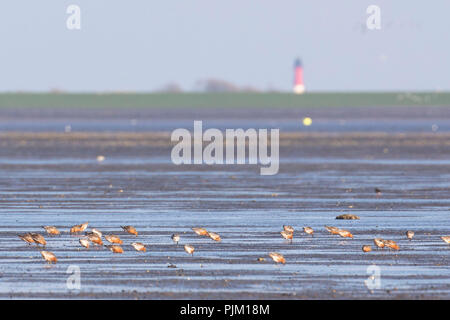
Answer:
[[70, 222, 89, 234], [171, 234, 180, 245], [268, 252, 286, 264], [18, 233, 35, 245], [106, 245, 123, 253], [79, 238, 90, 249], [373, 238, 385, 249], [362, 245, 372, 253], [383, 240, 399, 250], [208, 232, 221, 242], [43, 226, 60, 235], [406, 230, 414, 240], [283, 225, 294, 233], [105, 235, 123, 245], [184, 244, 195, 256], [87, 233, 103, 246], [91, 228, 102, 237], [192, 227, 209, 236], [30, 233, 46, 246], [131, 242, 146, 252], [303, 227, 314, 236], [441, 236, 450, 244], [121, 225, 138, 236], [325, 226, 340, 235], [280, 230, 293, 242], [375, 188, 382, 196], [338, 229, 353, 239], [40, 251, 57, 264]]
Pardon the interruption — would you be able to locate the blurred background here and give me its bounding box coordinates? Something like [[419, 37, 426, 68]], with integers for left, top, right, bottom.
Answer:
[[0, 0, 449, 93]]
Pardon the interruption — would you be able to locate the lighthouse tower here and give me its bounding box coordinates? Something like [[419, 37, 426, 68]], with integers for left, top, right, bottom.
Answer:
[[293, 58, 305, 94]]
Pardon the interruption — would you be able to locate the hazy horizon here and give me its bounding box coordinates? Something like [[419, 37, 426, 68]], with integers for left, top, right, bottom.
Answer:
[[1, 1, 449, 93]]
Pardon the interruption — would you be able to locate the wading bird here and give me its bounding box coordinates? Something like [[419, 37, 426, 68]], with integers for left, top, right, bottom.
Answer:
[[18, 233, 35, 245], [375, 188, 382, 196], [131, 242, 146, 252], [70, 222, 89, 234], [383, 240, 399, 250], [184, 244, 195, 255], [208, 232, 221, 242], [43, 226, 60, 235], [362, 245, 372, 253], [441, 236, 450, 244], [30, 233, 46, 246], [41, 251, 57, 264], [91, 228, 102, 237], [106, 245, 123, 253], [192, 227, 209, 236], [280, 230, 293, 242], [268, 252, 286, 264], [303, 227, 314, 236], [105, 235, 123, 245], [406, 230, 414, 240], [121, 225, 138, 236], [338, 229, 353, 239], [171, 234, 180, 245], [79, 238, 90, 249], [325, 226, 340, 235], [373, 238, 385, 249], [87, 234, 103, 246]]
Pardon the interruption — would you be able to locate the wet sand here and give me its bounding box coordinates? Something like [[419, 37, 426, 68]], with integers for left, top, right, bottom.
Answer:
[[0, 106, 449, 299]]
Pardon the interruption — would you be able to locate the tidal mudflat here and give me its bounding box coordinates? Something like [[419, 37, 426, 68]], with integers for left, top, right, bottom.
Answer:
[[0, 105, 449, 299]]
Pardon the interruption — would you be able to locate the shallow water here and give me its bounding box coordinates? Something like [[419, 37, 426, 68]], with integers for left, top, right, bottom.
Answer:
[[0, 106, 449, 299]]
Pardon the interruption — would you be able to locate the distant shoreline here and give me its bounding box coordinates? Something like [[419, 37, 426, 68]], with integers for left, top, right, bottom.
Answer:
[[0, 92, 449, 108]]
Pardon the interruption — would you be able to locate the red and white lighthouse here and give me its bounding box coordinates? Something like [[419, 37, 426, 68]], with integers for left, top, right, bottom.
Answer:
[[293, 58, 305, 94]]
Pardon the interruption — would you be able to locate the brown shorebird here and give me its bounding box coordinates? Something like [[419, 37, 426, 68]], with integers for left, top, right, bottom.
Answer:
[[18, 233, 35, 245], [268, 252, 286, 264], [171, 234, 180, 245], [441, 236, 450, 244], [192, 227, 209, 236], [406, 230, 414, 240], [375, 188, 382, 196], [303, 227, 314, 236], [106, 245, 123, 253], [184, 244, 195, 256], [373, 238, 385, 249], [325, 226, 340, 235], [79, 238, 90, 249], [383, 240, 399, 250], [283, 225, 294, 233], [131, 242, 146, 252], [91, 228, 102, 237], [70, 222, 89, 234], [338, 229, 353, 239], [40, 251, 57, 264], [208, 232, 221, 242], [105, 235, 123, 245], [121, 225, 138, 236], [280, 230, 293, 242], [43, 226, 60, 235], [30, 233, 46, 246], [87, 233, 103, 246], [362, 245, 372, 253]]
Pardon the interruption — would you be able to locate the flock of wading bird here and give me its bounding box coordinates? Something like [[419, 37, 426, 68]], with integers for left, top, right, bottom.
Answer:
[[17, 218, 450, 265]]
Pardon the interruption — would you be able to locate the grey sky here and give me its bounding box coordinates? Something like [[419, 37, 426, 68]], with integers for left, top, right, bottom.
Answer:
[[0, 1, 449, 92]]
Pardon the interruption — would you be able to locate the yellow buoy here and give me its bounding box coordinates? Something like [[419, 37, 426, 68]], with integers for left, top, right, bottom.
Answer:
[[303, 117, 312, 126]]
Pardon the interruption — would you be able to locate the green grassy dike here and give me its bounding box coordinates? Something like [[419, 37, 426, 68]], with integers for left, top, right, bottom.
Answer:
[[0, 92, 449, 108]]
